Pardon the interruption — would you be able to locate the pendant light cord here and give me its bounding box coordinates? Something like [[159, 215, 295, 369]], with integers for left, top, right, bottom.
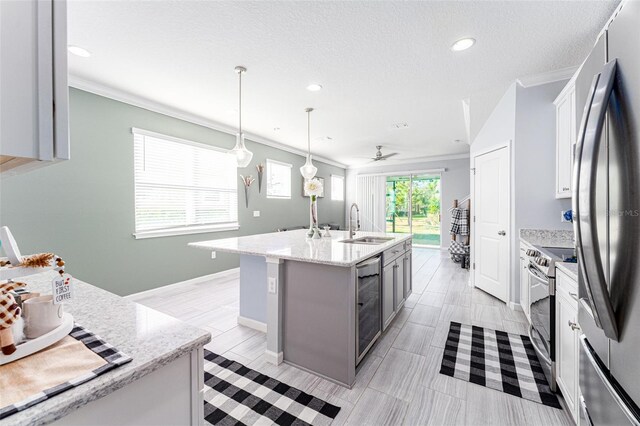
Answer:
[[307, 109, 311, 155], [238, 71, 242, 134]]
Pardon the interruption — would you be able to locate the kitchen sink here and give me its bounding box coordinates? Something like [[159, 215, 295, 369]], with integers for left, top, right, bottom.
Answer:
[[339, 236, 394, 245]]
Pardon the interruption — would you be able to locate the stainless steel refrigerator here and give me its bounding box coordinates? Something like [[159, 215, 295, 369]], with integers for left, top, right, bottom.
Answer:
[[573, 0, 640, 424]]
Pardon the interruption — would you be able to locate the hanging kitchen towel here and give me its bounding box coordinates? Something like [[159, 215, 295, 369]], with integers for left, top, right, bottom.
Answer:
[[0, 324, 132, 420], [450, 207, 469, 236]]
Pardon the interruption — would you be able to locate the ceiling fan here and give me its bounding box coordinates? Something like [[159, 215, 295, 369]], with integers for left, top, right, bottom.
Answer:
[[371, 145, 398, 162]]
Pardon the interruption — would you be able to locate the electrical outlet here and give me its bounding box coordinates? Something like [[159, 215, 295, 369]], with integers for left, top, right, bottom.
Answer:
[[253, 211, 260, 217], [211, 251, 216, 259], [268, 277, 277, 294]]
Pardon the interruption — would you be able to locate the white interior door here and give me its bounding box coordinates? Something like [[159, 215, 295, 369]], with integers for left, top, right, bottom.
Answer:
[[473, 146, 509, 302], [356, 175, 386, 231]]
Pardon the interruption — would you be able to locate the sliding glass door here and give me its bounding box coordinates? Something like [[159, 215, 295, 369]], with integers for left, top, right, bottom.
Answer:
[[386, 174, 441, 247]]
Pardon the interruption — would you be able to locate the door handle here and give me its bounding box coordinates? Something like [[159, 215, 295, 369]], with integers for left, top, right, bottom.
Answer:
[[573, 59, 619, 341], [498, 230, 506, 236]]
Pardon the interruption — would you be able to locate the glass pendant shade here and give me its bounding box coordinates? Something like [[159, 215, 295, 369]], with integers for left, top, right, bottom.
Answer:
[[231, 132, 253, 168], [300, 155, 318, 180], [300, 107, 317, 179]]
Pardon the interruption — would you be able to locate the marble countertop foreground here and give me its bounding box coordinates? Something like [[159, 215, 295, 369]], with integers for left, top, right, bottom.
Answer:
[[8, 271, 211, 425], [190, 229, 412, 267], [557, 262, 579, 282], [519, 228, 575, 249]]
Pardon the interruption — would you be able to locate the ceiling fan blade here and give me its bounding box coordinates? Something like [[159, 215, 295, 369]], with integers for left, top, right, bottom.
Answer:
[[379, 152, 398, 160]]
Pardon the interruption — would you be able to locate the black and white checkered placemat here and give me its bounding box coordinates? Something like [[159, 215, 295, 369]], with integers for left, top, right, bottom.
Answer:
[[0, 324, 132, 420], [204, 350, 341, 425], [440, 322, 561, 409]]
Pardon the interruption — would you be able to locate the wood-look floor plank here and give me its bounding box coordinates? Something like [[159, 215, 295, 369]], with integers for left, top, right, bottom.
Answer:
[[368, 348, 426, 402], [314, 354, 383, 404], [407, 304, 442, 327], [392, 322, 435, 356], [345, 388, 409, 426], [403, 386, 466, 426]]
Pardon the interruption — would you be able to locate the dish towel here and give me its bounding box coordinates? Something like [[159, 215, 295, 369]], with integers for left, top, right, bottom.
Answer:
[[450, 208, 469, 236], [0, 324, 132, 420]]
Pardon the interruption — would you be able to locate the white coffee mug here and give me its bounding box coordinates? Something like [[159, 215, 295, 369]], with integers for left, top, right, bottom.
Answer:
[[23, 295, 64, 339]]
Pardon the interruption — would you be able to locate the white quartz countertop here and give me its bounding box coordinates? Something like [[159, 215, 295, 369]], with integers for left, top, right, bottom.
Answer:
[[189, 229, 412, 267], [7, 271, 211, 425], [519, 228, 575, 248], [557, 262, 579, 282]]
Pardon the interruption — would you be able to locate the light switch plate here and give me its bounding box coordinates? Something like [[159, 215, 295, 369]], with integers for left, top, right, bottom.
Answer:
[[253, 211, 260, 217], [268, 277, 277, 294]]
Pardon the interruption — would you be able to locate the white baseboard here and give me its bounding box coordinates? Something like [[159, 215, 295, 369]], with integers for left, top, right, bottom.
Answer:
[[264, 350, 283, 365], [237, 315, 267, 333], [126, 267, 240, 301]]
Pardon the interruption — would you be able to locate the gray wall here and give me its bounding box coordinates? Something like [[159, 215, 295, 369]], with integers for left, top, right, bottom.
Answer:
[[470, 80, 572, 304], [345, 157, 471, 244], [0, 88, 345, 295]]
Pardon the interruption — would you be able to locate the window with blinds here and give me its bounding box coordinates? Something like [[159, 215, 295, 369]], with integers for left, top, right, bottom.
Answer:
[[331, 175, 344, 201], [133, 128, 239, 239], [266, 159, 292, 199]]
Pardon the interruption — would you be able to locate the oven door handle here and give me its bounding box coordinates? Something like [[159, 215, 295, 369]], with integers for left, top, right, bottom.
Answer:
[[528, 324, 551, 365], [526, 264, 549, 284]]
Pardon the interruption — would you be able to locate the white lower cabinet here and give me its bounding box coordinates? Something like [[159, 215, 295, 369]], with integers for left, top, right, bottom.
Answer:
[[555, 268, 580, 424]]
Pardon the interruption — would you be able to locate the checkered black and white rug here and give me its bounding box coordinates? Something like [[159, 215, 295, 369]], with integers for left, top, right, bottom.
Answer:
[[204, 350, 341, 425], [440, 322, 561, 409]]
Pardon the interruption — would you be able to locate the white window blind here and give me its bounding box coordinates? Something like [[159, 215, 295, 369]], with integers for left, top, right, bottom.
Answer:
[[331, 175, 344, 201], [266, 159, 292, 199], [133, 128, 239, 238]]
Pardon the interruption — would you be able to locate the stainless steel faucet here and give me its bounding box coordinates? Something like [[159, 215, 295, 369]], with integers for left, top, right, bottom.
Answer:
[[349, 203, 360, 239]]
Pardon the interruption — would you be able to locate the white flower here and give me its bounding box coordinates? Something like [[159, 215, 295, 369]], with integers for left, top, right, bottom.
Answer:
[[304, 178, 323, 196]]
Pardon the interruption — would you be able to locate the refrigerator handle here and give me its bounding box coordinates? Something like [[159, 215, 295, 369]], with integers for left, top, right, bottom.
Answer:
[[573, 59, 619, 341]]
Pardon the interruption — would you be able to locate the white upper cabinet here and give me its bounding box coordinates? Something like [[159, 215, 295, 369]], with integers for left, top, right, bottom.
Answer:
[[0, 0, 69, 175], [554, 82, 576, 199]]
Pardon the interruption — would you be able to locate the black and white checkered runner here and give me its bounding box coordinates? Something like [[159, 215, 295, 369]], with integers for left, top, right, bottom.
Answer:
[[440, 322, 561, 409], [0, 324, 132, 420], [204, 350, 341, 425]]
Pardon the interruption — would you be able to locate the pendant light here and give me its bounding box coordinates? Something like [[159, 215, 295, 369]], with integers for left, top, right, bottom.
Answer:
[[300, 107, 318, 180], [230, 66, 253, 168]]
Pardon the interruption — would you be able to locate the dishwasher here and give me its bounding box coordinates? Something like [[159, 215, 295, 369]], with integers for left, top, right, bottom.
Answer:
[[356, 256, 382, 365]]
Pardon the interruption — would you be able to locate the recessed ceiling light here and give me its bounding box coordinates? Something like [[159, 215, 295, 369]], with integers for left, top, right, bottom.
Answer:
[[451, 38, 475, 52], [67, 45, 91, 57], [306, 84, 323, 92]]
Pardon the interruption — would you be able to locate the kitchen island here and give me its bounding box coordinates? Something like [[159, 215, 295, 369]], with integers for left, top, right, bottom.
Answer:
[[190, 229, 412, 387], [6, 271, 210, 425]]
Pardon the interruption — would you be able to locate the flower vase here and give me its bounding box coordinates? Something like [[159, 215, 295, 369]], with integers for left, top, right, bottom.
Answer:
[[307, 196, 318, 237]]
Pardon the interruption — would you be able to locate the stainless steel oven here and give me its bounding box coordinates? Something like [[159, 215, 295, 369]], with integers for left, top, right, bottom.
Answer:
[[526, 259, 556, 391], [356, 256, 382, 365]]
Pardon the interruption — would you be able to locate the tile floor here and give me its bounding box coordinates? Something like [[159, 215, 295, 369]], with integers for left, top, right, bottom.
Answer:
[[137, 248, 573, 425]]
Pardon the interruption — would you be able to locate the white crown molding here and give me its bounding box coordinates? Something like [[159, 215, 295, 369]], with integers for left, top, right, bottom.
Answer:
[[68, 75, 347, 169], [516, 66, 577, 88], [346, 152, 469, 170]]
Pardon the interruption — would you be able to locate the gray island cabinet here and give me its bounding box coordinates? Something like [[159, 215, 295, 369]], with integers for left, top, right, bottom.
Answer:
[[190, 229, 412, 387]]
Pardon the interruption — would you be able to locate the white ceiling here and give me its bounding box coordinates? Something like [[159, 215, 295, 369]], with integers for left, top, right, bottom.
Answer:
[[67, 0, 618, 167]]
